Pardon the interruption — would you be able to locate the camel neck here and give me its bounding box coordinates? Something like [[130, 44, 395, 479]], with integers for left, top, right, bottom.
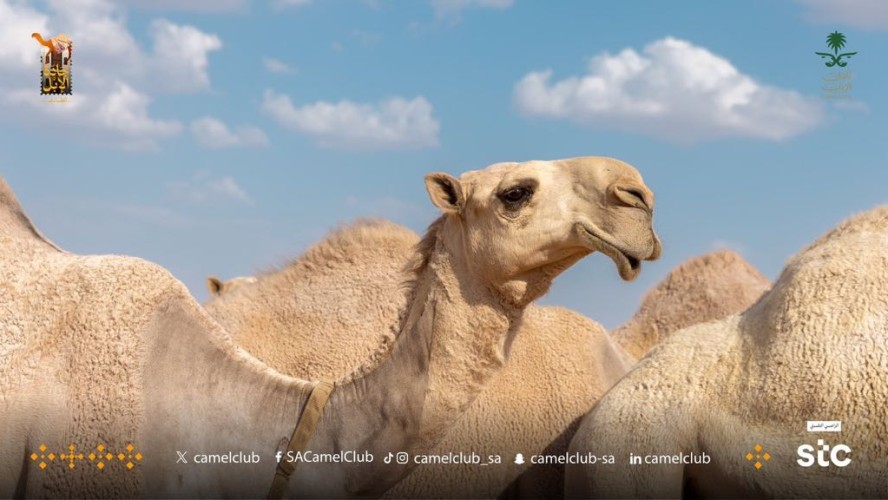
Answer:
[[141, 300, 314, 498], [293, 221, 520, 496]]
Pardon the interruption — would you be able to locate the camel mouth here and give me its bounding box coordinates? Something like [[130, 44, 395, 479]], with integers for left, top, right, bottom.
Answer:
[[577, 224, 642, 281]]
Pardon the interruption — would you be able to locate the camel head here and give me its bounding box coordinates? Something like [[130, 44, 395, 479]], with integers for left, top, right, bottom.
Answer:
[[206, 275, 257, 297], [425, 156, 661, 306]]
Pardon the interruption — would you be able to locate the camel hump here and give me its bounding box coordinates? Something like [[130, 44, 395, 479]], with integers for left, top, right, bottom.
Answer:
[[749, 205, 888, 335], [657, 249, 770, 298], [296, 219, 419, 268], [612, 250, 770, 359], [0, 177, 62, 252], [795, 205, 888, 258]]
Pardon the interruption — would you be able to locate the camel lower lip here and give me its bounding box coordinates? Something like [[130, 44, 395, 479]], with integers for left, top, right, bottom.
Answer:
[[578, 225, 640, 281]]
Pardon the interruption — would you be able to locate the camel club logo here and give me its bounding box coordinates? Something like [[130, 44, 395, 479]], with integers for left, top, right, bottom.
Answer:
[[816, 31, 857, 100], [31, 32, 72, 97]]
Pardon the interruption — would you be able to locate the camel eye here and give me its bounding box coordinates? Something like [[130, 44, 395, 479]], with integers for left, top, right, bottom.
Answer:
[[499, 186, 533, 206]]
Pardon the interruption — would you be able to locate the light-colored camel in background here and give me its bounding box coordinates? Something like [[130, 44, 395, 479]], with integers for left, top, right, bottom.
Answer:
[[0, 156, 661, 498], [205, 220, 420, 381], [566, 206, 888, 498], [612, 249, 770, 359], [204, 242, 768, 496]]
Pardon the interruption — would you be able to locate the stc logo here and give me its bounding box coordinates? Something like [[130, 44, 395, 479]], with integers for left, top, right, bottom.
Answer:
[[797, 439, 852, 467]]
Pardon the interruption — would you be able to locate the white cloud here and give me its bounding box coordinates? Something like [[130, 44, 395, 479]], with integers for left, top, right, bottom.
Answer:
[[263, 56, 296, 74], [95, 83, 183, 147], [262, 90, 440, 150], [513, 37, 824, 143], [191, 117, 269, 149], [36, 2, 222, 93], [0, 0, 221, 151], [149, 19, 223, 93], [43, 0, 141, 73], [432, 0, 513, 21], [0, 1, 50, 71], [4, 81, 182, 151], [167, 171, 253, 206], [798, 0, 888, 30]]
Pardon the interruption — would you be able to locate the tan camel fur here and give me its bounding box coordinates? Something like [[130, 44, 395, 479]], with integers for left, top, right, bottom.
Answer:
[[205, 246, 766, 496], [208, 257, 629, 498], [566, 207, 888, 499], [205, 220, 419, 381], [0, 156, 660, 498], [612, 249, 771, 359]]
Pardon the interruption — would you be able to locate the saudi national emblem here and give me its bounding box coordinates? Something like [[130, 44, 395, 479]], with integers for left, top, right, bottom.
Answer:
[[815, 31, 857, 68]]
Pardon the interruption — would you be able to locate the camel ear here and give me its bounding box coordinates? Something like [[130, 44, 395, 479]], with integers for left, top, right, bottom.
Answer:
[[425, 172, 465, 214], [206, 276, 224, 296]]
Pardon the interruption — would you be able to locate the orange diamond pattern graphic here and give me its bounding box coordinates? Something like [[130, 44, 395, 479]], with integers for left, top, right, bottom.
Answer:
[[745, 444, 771, 470], [30, 444, 52, 469], [29, 444, 143, 471]]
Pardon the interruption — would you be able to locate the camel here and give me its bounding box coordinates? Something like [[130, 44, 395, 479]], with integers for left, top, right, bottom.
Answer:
[[0, 156, 661, 498], [566, 207, 888, 498], [206, 251, 630, 498], [612, 249, 771, 359], [204, 220, 420, 381], [204, 246, 767, 497]]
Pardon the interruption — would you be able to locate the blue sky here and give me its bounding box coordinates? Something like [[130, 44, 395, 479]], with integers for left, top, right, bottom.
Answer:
[[1, 0, 886, 328]]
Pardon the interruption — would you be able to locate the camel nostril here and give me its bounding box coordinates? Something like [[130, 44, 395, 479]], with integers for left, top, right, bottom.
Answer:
[[613, 185, 651, 212], [625, 188, 645, 204]]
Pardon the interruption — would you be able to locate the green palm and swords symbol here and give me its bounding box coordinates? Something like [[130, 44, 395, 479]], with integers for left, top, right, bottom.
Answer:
[[815, 31, 857, 68]]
